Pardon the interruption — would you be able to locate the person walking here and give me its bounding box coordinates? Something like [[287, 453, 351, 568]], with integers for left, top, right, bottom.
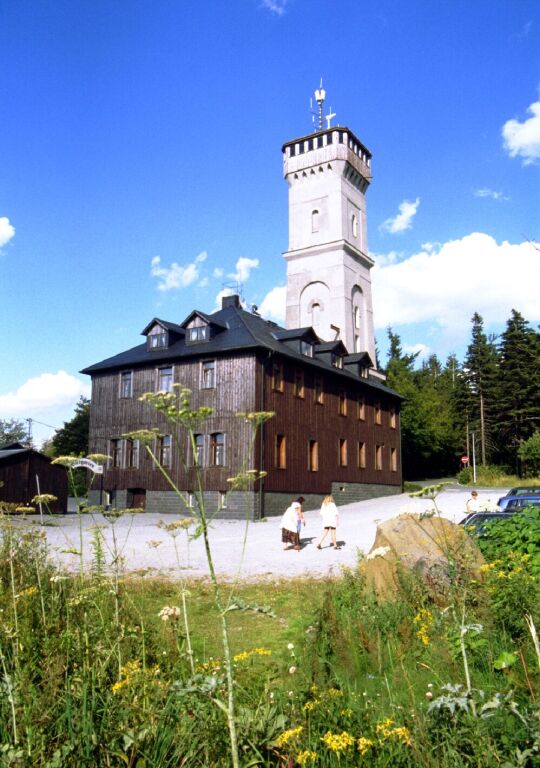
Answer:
[[295, 497, 306, 545], [281, 501, 302, 551], [316, 495, 340, 550]]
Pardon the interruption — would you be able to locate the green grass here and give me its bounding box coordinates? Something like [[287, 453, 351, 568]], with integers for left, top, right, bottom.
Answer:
[[0, 519, 538, 767], [458, 465, 540, 487]]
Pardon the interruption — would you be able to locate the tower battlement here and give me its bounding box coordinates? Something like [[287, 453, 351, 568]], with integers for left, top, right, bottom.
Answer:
[[282, 127, 372, 185]]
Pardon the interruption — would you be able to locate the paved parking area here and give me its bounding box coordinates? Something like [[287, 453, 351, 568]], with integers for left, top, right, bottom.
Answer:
[[19, 485, 504, 580]]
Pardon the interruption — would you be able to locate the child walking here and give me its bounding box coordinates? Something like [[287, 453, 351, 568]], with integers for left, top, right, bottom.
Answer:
[[316, 495, 340, 550]]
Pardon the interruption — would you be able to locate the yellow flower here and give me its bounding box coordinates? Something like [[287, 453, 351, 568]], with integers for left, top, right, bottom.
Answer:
[[275, 726, 303, 748], [233, 647, 272, 662], [296, 749, 317, 764], [357, 736, 375, 755], [303, 699, 321, 711], [321, 730, 354, 752], [391, 726, 412, 746], [17, 586, 38, 598]]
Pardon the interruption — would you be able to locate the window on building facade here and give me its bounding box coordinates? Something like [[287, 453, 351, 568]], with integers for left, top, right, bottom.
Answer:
[[294, 368, 305, 398], [157, 366, 173, 393], [375, 401, 382, 425], [275, 434, 286, 469], [300, 340, 313, 357], [314, 375, 324, 404], [352, 213, 358, 238], [210, 432, 225, 466], [358, 441, 366, 469], [358, 397, 366, 420], [187, 492, 194, 508], [339, 438, 348, 466], [158, 435, 172, 468], [391, 447, 397, 472], [125, 439, 139, 469], [194, 433, 204, 465], [375, 444, 383, 471], [148, 325, 168, 349], [312, 209, 319, 233], [331, 353, 343, 369], [219, 491, 227, 509], [202, 360, 216, 389], [308, 439, 319, 471], [272, 360, 284, 392], [188, 325, 209, 343], [390, 407, 397, 429], [110, 439, 122, 468], [338, 389, 347, 416], [120, 370, 133, 398]]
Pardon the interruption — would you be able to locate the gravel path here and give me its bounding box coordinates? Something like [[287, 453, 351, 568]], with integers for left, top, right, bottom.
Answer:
[[19, 485, 505, 581]]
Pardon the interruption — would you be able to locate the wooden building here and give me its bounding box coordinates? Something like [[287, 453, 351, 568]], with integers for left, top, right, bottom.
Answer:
[[0, 443, 68, 513], [82, 295, 402, 518]]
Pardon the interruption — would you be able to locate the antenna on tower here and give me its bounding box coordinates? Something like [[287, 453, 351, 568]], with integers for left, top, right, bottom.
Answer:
[[312, 78, 326, 132]]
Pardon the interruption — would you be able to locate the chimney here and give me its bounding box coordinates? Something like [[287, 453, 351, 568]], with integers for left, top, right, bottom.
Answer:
[[222, 294, 241, 309]]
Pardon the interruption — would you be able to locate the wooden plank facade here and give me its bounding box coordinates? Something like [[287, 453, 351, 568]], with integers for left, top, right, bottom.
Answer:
[[0, 448, 68, 513], [83, 296, 402, 517]]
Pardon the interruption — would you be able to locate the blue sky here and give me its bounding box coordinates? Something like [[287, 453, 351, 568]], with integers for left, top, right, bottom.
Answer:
[[1, 0, 539, 446]]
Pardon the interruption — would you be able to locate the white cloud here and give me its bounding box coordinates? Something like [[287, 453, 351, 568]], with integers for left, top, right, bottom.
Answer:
[[212, 267, 224, 279], [0, 217, 15, 248], [0, 371, 91, 446], [228, 256, 259, 283], [502, 100, 540, 165], [370, 250, 403, 267], [150, 251, 208, 292], [258, 285, 286, 323], [373, 233, 540, 339], [404, 343, 431, 359], [261, 0, 287, 15], [380, 198, 420, 234], [198, 277, 209, 288], [474, 188, 509, 201]]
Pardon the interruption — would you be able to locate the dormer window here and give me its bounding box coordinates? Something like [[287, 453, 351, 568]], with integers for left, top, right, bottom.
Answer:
[[147, 324, 168, 350], [331, 353, 343, 369], [186, 315, 210, 344], [188, 326, 209, 343], [300, 340, 313, 357]]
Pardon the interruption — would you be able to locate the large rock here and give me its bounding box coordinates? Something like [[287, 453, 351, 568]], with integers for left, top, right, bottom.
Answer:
[[363, 514, 484, 602]]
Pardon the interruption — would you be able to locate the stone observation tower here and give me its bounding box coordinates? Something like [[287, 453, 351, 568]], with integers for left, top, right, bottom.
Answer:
[[282, 83, 377, 365]]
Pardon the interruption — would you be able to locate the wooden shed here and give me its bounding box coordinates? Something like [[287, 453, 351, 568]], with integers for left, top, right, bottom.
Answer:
[[0, 444, 68, 513]]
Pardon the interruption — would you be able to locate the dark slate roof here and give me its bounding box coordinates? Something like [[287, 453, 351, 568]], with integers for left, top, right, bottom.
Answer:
[[81, 303, 402, 399], [272, 327, 319, 342], [141, 318, 186, 336]]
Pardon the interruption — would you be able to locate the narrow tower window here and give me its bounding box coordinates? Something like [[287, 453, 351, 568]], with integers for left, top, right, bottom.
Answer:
[[311, 209, 319, 233]]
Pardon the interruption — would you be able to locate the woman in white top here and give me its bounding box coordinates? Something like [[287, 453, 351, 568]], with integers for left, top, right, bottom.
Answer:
[[281, 501, 301, 551], [316, 495, 340, 550]]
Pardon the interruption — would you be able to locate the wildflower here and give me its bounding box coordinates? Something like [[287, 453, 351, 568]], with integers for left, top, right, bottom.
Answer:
[[15, 506, 35, 514], [287, 642, 295, 650], [321, 730, 355, 752], [275, 726, 303, 748], [327, 687, 343, 698], [147, 540, 163, 549], [357, 737, 375, 755], [289, 665, 297, 674], [233, 647, 272, 662], [303, 699, 320, 711], [296, 750, 317, 765], [340, 708, 353, 717], [51, 455, 80, 467], [16, 586, 38, 599], [366, 546, 391, 560], [31, 494, 58, 505], [158, 605, 182, 622], [413, 607, 434, 647]]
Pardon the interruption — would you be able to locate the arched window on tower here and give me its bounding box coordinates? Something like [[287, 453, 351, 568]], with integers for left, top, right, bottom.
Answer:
[[351, 213, 358, 238], [311, 209, 319, 233]]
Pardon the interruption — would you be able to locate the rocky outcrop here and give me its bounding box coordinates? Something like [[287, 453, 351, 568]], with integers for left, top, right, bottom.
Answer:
[[363, 514, 484, 602]]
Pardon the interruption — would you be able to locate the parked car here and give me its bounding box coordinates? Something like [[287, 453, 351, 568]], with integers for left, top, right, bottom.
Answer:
[[498, 494, 540, 511], [460, 511, 515, 535], [497, 486, 540, 506]]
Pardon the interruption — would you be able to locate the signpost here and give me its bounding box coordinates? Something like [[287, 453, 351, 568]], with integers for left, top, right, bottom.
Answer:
[[73, 458, 104, 505], [461, 456, 469, 465]]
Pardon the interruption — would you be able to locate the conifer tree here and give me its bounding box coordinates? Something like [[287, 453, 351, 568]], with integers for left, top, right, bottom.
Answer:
[[495, 309, 540, 469], [463, 313, 499, 465]]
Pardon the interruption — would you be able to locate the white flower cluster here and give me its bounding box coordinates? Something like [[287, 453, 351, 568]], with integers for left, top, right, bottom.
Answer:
[[366, 546, 391, 560], [158, 605, 182, 622]]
